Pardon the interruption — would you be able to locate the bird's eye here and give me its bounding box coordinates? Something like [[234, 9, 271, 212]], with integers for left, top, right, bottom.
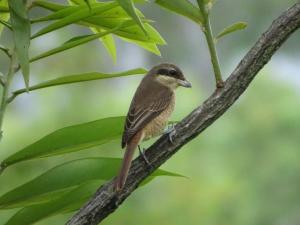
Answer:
[[169, 69, 177, 76]]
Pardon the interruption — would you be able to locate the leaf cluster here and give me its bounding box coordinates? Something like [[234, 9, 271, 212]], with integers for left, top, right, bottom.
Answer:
[[0, 0, 248, 224]]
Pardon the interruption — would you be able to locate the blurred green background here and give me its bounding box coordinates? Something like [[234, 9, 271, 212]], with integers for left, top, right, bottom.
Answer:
[[1, 0, 300, 224]]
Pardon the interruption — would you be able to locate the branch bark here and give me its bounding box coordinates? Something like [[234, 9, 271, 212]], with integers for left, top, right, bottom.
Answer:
[[67, 3, 300, 225]]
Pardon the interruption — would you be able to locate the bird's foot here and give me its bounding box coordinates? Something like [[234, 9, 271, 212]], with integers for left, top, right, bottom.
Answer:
[[164, 124, 176, 144], [138, 145, 153, 169]]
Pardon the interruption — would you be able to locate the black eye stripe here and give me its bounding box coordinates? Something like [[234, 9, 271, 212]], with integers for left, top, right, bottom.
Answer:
[[157, 68, 169, 75], [156, 67, 185, 80], [169, 69, 177, 75]]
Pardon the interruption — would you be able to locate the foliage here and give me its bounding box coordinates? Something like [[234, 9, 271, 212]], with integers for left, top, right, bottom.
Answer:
[[0, 0, 251, 224]]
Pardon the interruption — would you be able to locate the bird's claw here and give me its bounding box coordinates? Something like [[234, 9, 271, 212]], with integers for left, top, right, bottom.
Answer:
[[167, 128, 176, 144], [138, 145, 152, 169], [164, 124, 176, 144]]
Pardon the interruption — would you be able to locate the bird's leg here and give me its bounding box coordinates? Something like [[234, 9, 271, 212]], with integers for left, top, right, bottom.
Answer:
[[164, 123, 176, 144], [138, 145, 152, 168]]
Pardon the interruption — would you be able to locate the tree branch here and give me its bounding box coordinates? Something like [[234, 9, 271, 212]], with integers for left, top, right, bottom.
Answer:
[[67, 3, 300, 225]]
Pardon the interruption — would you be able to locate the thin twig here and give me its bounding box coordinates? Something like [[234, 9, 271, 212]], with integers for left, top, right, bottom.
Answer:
[[197, 0, 224, 88], [66, 3, 300, 225], [0, 51, 17, 140]]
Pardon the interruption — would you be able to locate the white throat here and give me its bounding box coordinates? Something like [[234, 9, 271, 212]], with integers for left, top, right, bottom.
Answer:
[[155, 75, 179, 90]]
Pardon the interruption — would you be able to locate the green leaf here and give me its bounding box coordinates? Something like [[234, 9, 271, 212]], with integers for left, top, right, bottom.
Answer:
[[121, 37, 161, 56], [91, 27, 117, 62], [69, 0, 88, 4], [33, 1, 163, 44], [32, 4, 139, 23], [0, 157, 183, 209], [8, 0, 31, 89], [155, 0, 203, 25], [101, 33, 117, 62], [83, 0, 91, 10], [0, 6, 9, 12], [31, 5, 80, 23], [84, 17, 165, 44], [31, 1, 118, 39], [0, 158, 119, 209], [116, 0, 146, 34], [68, 0, 117, 61], [30, 24, 123, 62], [3, 181, 101, 225], [0, 117, 124, 169], [196, 0, 215, 13], [215, 22, 247, 41], [32, 1, 165, 47], [0, 0, 9, 35], [10, 68, 147, 99], [33, 0, 66, 11], [4, 167, 182, 225], [0, 18, 11, 30], [3, 167, 182, 225]]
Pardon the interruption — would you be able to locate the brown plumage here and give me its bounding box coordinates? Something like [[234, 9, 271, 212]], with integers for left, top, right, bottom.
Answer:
[[114, 63, 191, 191]]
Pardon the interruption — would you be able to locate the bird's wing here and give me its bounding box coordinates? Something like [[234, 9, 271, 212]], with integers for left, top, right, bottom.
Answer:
[[121, 86, 173, 148]]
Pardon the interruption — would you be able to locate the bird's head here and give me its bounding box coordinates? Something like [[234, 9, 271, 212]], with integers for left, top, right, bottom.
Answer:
[[149, 63, 192, 90]]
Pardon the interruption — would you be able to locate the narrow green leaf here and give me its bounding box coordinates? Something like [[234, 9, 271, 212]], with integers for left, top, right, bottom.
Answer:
[[84, 17, 166, 44], [30, 24, 122, 62], [32, 2, 133, 23], [32, 4, 138, 23], [69, 0, 87, 4], [98, 30, 117, 62], [4, 166, 183, 225], [68, 0, 117, 61], [3, 181, 102, 225], [116, 0, 146, 34], [103, 34, 118, 62], [83, 0, 91, 10], [215, 22, 247, 41], [33, 0, 65, 11], [0, 157, 183, 209], [4, 167, 182, 225], [98, 5, 145, 19], [0, 117, 125, 169], [0, 0, 9, 35], [0, 6, 9, 12], [0, 158, 120, 209], [121, 37, 161, 56], [0, 18, 11, 30], [11, 68, 147, 98], [155, 0, 203, 25], [1, 119, 176, 170], [31, 5, 80, 23], [32, 2, 165, 47], [196, 0, 214, 13], [31, 1, 118, 39], [8, 0, 31, 89]]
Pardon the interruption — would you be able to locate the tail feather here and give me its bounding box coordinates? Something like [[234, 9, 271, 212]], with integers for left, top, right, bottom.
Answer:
[[114, 131, 143, 191]]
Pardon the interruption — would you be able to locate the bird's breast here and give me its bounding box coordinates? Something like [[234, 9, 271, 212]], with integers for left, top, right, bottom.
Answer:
[[143, 95, 175, 141]]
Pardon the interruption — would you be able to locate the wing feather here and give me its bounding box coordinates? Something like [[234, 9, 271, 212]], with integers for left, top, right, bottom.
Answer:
[[121, 82, 173, 148]]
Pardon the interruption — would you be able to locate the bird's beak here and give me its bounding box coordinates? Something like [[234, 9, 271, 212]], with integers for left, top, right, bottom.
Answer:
[[178, 79, 192, 88]]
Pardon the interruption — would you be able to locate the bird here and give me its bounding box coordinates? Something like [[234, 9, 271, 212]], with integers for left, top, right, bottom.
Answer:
[[114, 63, 192, 191]]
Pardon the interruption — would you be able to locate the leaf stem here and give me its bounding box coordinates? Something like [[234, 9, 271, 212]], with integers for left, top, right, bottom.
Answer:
[[0, 50, 17, 141], [0, 19, 12, 30], [0, 73, 5, 87], [197, 1, 224, 88], [0, 45, 11, 58]]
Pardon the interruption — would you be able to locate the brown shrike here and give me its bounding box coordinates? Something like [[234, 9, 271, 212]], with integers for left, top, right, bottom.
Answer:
[[114, 63, 192, 191]]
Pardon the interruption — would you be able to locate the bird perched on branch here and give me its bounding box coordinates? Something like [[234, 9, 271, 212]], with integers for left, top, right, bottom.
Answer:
[[114, 63, 192, 191]]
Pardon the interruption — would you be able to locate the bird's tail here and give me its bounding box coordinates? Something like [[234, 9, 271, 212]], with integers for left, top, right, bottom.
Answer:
[[114, 131, 143, 191]]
